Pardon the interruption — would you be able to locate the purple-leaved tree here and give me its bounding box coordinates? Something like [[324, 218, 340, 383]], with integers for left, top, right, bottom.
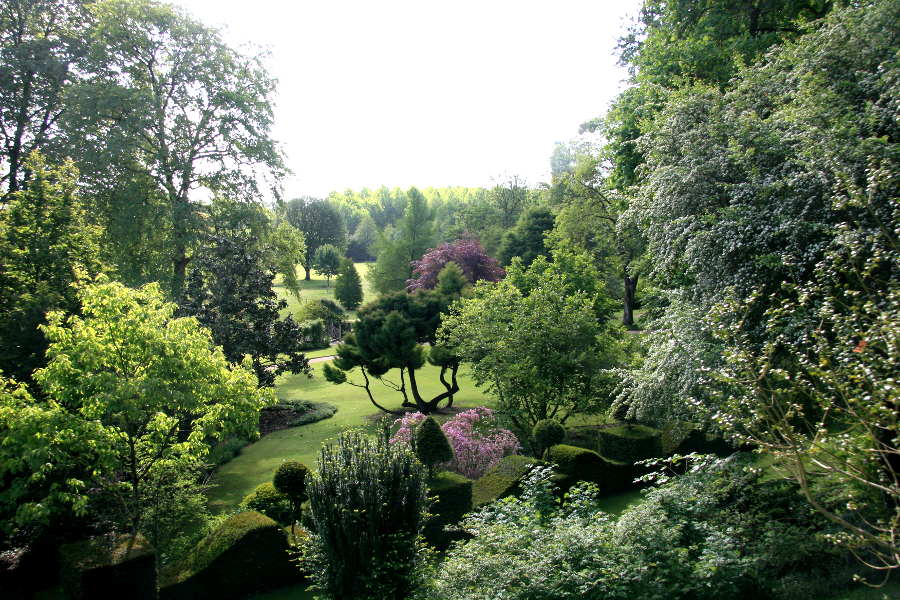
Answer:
[[406, 238, 505, 292]]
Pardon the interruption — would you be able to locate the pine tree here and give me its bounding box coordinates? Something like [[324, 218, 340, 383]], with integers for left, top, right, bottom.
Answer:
[[334, 260, 364, 311]]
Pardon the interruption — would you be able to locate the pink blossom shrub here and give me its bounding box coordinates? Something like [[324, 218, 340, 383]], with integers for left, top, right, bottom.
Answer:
[[391, 407, 520, 479]]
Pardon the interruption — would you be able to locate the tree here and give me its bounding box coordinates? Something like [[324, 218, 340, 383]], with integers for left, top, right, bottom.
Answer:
[[497, 206, 555, 267], [313, 244, 343, 287], [532, 419, 565, 459], [273, 460, 309, 536], [346, 213, 378, 261], [180, 233, 311, 388], [415, 417, 453, 479], [0, 280, 271, 541], [334, 260, 364, 311], [439, 252, 623, 432], [370, 188, 436, 295], [304, 430, 427, 600], [0, 0, 88, 196], [268, 217, 306, 301], [285, 197, 347, 280], [323, 291, 461, 415], [64, 0, 285, 295], [435, 262, 469, 299], [0, 153, 103, 384], [406, 238, 505, 292]]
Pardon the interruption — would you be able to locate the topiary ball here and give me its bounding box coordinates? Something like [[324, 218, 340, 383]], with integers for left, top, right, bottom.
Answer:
[[273, 460, 310, 502], [533, 419, 566, 455], [415, 416, 453, 474]]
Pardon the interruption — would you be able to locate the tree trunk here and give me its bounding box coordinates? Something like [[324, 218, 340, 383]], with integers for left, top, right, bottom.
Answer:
[[623, 273, 638, 327], [304, 264, 312, 281]]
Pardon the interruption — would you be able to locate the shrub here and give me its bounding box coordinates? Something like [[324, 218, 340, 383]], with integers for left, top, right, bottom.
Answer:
[[392, 407, 520, 479], [298, 319, 329, 349], [424, 471, 474, 549], [416, 416, 454, 477], [547, 444, 636, 494], [532, 419, 565, 458], [160, 511, 300, 600], [238, 482, 292, 526], [60, 534, 155, 600], [304, 430, 427, 600], [595, 424, 663, 463], [273, 461, 310, 532], [472, 455, 545, 507]]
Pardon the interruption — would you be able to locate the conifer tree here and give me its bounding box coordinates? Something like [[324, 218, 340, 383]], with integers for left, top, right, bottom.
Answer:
[[415, 416, 453, 478], [334, 260, 364, 311]]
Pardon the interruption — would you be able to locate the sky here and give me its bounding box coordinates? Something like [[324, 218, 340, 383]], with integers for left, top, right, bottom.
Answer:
[[172, 0, 642, 199]]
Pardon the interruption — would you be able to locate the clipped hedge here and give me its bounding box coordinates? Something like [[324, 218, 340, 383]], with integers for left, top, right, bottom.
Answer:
[[473, 455, 545, 507], [239, 482, 293, 526], [675, 427, 737, 457], [595, 424, 663, 463], [160, 511, 301, 600], [424, 471, 473, 548], [547, 444, 637, 494], [60, 534, 155, 600]]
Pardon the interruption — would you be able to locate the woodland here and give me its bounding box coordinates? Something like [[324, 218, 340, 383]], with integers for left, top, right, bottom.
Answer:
[[0, 1, 898, 599]]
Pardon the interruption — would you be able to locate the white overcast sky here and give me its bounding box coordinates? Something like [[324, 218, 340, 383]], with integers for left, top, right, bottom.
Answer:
[[172, 0, 641, 199]]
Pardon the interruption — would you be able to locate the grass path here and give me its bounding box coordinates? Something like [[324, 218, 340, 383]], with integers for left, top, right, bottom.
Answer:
[[207, 361, 493, 512]]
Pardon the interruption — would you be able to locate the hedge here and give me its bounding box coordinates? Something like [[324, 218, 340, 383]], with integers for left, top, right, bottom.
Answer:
[[547, 444, 637, 494], [160, 511, 301, 600], [239, 482, 293, 526], [424, 471, 473, 548], [60, 534, 155, 600], [472, 455, 546, 507], [595, 424, 663, 463]]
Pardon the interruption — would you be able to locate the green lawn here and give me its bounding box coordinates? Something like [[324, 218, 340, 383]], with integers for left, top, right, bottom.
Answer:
[[275, 262, 375, 321], [207, 361, 494, 512]]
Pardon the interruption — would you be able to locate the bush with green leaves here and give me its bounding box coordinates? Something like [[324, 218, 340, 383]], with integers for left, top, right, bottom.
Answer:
[[238, 483, 292, 526], [419, 455, 844, 600], [302, 430, 428, 600], [532, 419, 565, 458], [273, 461, 310, 533], [416, 416, 454, 478]]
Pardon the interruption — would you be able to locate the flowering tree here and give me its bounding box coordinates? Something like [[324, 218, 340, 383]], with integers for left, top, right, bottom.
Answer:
[[406, 238, 505, 292], [391, 407, 519, 479]]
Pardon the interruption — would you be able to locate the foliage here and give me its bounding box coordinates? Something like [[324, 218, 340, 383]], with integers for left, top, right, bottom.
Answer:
[[0, 153, 104, 383], [333, 260, 364, 310], [273, 461, 310, 532], [407, 238, 504, 291], [595, 424, 664, 463], [423, 471, 473, 549], [546, 444, 634, 493], [435, 261, 470, 298], [161, 511, 299, 600], [0, 280, 272, 543], [369, 188, 436, 295], [439, 252, 624, 430], [312, 244, 343, 286], [419, 455, 841, 600], [297, 298, 346, 328], [268, 218, 306, 301], [239, 483, 292, 526], [415, 417, 454, 478], [323, 291, 461, 414], [471, 455, 546, 508], [392, 408, 520, 479], [532, 419, 565, 458], [180, 232, 311, 387], [497, 205, 555, 267], [346, 213, 378, 261], [0, 0, 88, 195], [302, 430, 428, 600], [284, 197, 347, 281], [66, 0, 284, 293]]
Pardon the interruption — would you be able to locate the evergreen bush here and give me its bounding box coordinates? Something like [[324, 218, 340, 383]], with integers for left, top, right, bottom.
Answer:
[[273, 461, 310, 533], [238, 483, 292, 526], [305, 430, 427, 600], [532, 419, 565, 458], [415, 416, 454, 478], [424, 471, 473, 549]]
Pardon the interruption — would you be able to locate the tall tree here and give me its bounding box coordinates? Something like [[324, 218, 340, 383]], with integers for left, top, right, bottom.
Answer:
[[369, 188, 435, 295], [284, 197, 347, 280], [0, 0, 88, 196], [0, 280, 270, 541], [406, 238, 504, 292], [312, 243, 343, 287], [334, 260, 364, 311], [65, 0, 285, 295], [180, 233, 311, 388], [0, 153, 103, 384], [497, 206, 555, 267], [346, 213, 378, 261]]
